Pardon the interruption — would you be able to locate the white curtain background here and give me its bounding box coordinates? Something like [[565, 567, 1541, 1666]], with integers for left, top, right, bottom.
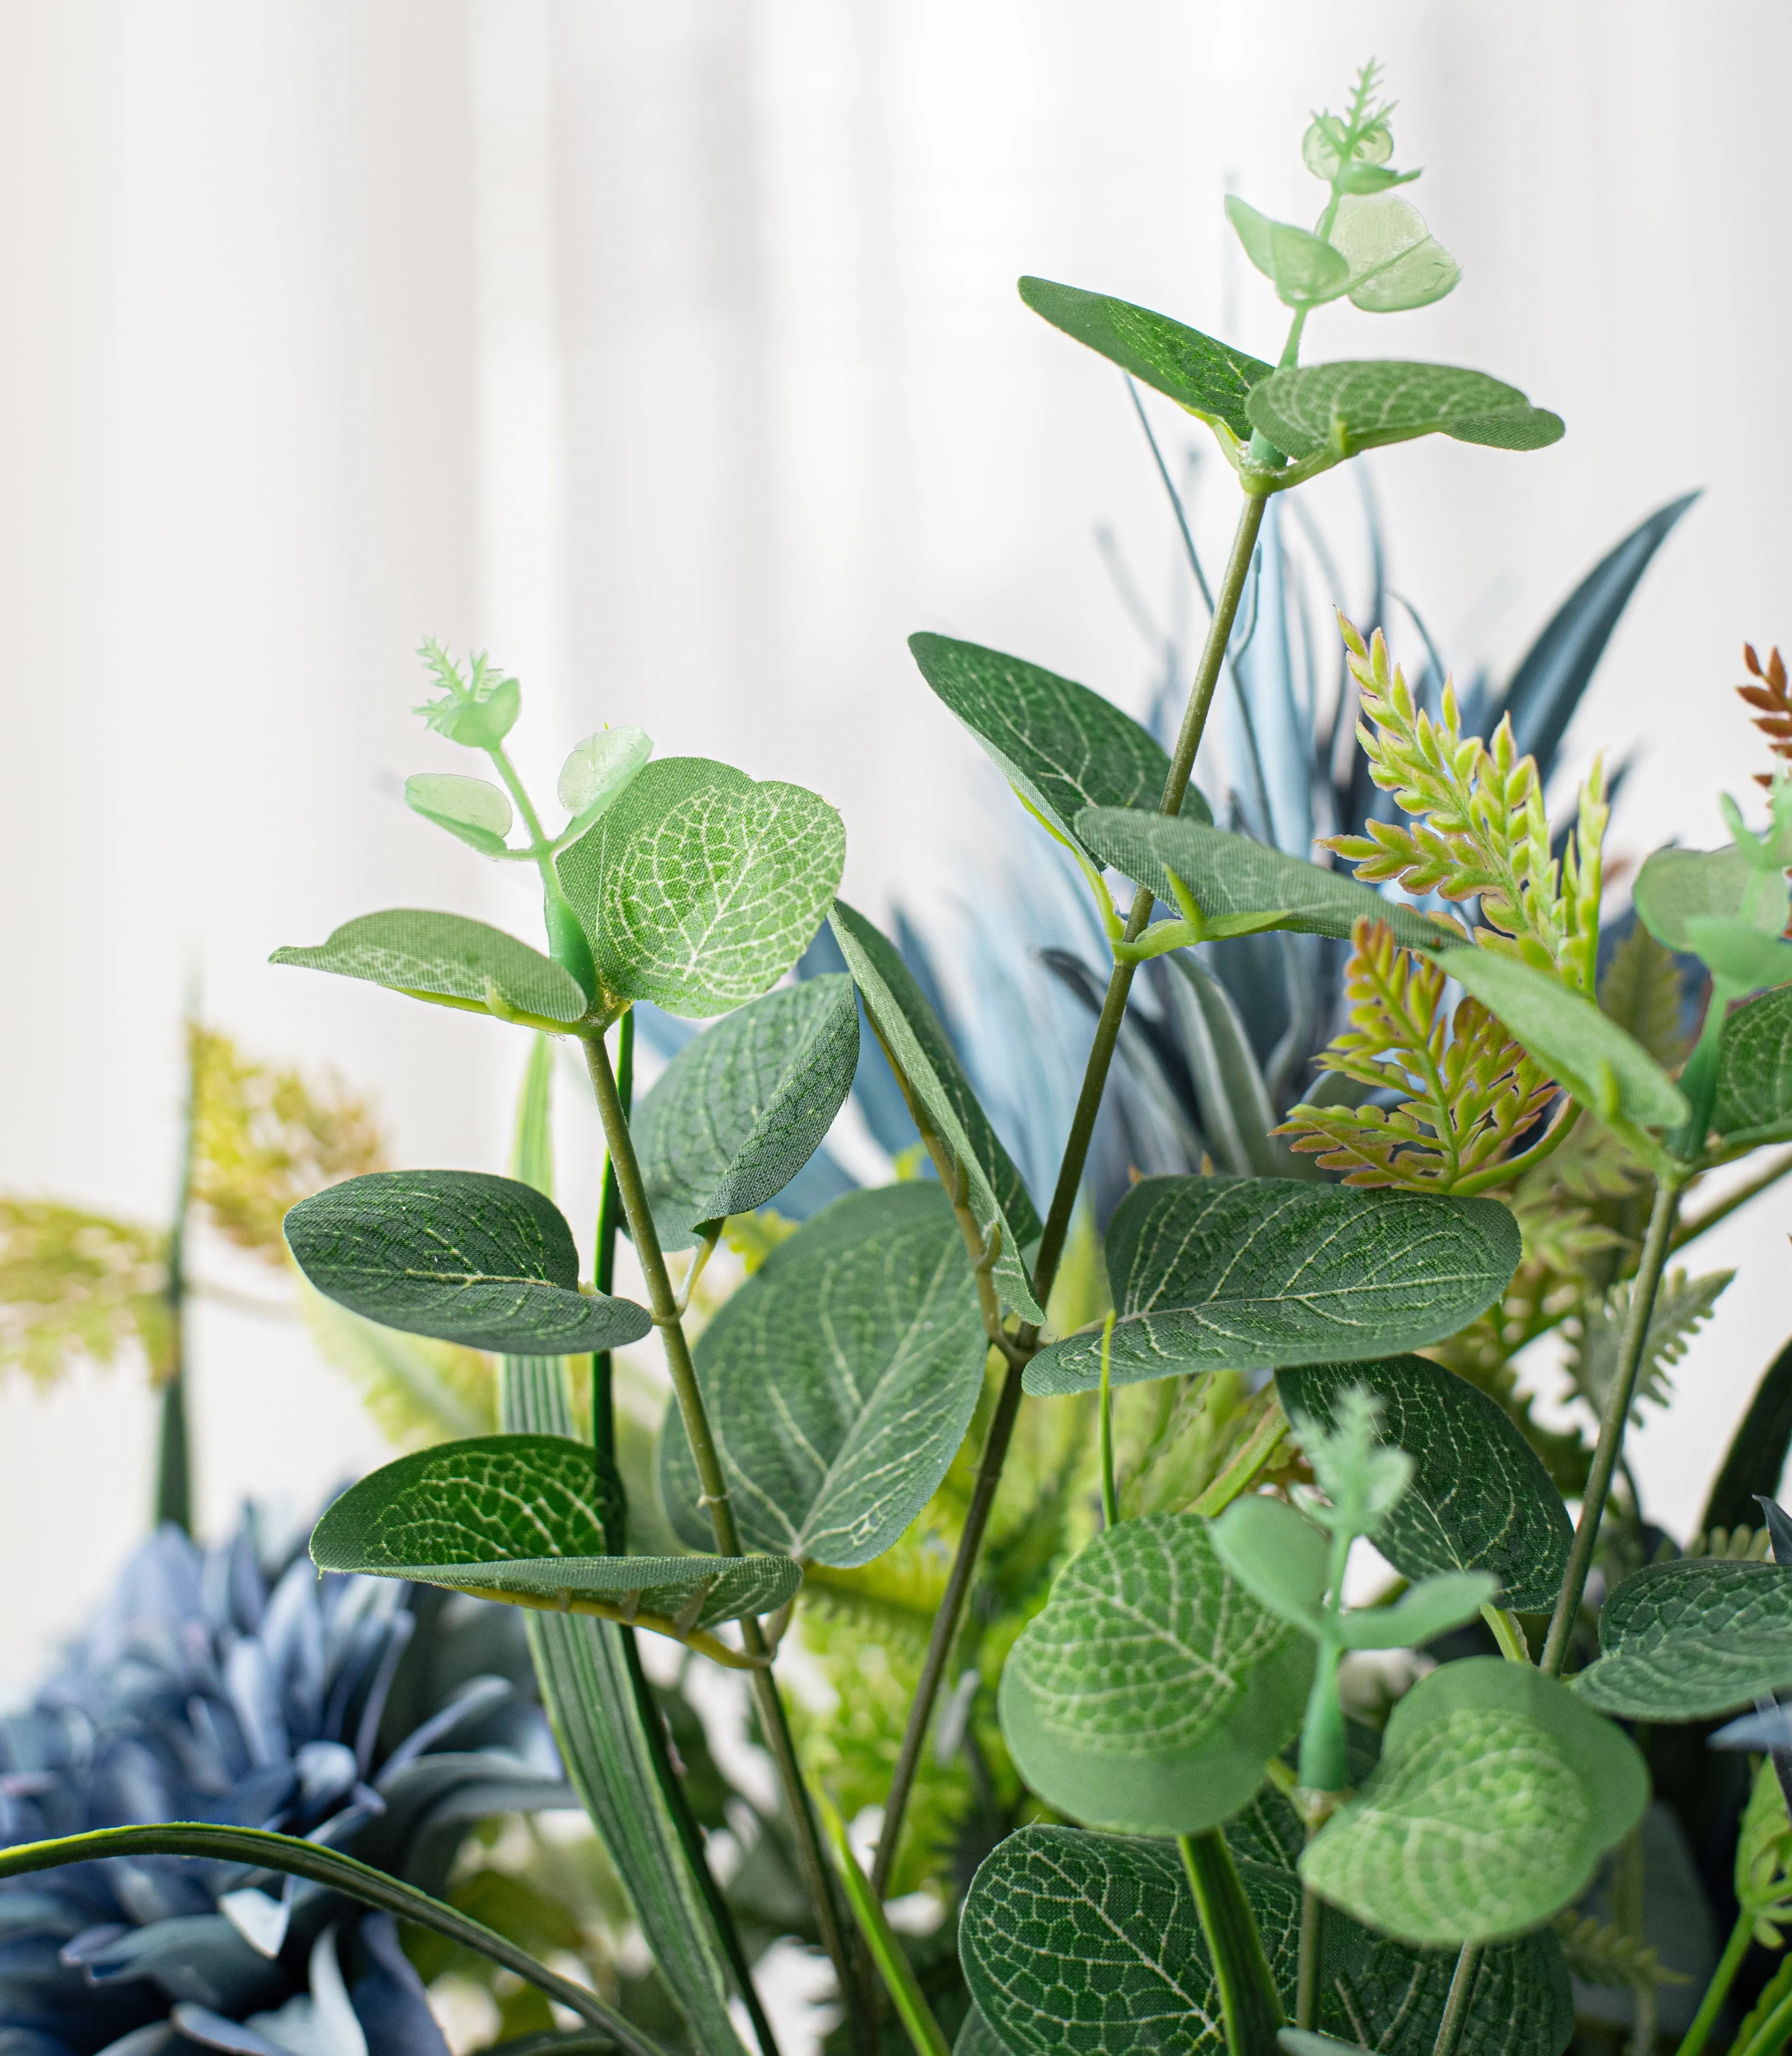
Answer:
[[3, 1, 1789, 1711]]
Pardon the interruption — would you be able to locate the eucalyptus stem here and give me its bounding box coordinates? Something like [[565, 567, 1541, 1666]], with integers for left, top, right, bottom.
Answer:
[[1295, 1885, 1323, 2031], [578, 1026, 873, 2050], [591, 1006, 634, 1473], [1541, 1175, 1684, 1676], [1431, 1945, 1481, 2056], [869, 490, 1267, 1895], [1180, 1829, 1284, 2056]]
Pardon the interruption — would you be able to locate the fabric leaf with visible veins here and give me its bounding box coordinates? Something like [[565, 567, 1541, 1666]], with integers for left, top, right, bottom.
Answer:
[[1575, 1559, 1792, 1719], [658, 1183, 987, 1566]]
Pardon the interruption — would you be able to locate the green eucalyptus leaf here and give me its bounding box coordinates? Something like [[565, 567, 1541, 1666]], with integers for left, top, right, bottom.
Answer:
[[1303, 113, 1394, 182], [557, 724, 652, 834], [556, 758, 844, 1018], [907, 634, 1208, 852], [998, 1513, 1313, 1835], [1330, 193, 1461, 313], [1245, 362, 1564, 462], [1444, 949, 1690, 1131], [1333, 1571, 1497, 1650], [271, 910, 591, 1024], [1633, 844, 1789, 955], [1276, 1357, 1572, 1610], [311, 1433, 797, 1628], [632, 976, 859, 1248], [404, 772, 514, 855], [1302, 1658, 1649, 1945], [961, 1825, 1302, 2056], [421, 673, 521, 749], [659, 1184, 987, 1566], [1025, 1175, 1520, 1395], [1683, 916, 1792, 994], [1714, 983, 1792, 1143], [829, 901, 1043, 1320], [284, 1169, 651, 1355], [1075, 808, 1461, 951], [1209, 1493, 1331, 1635], [1574, 1559, 1792, 1719], [1225, 196, 1351, 308], [1016, 276, 1272, 440]]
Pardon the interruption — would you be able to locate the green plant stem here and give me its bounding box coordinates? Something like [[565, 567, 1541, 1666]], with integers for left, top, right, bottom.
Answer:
[[156, 1021, 199, 1534], [1296, 1884, 1323, 2031], [579, 1026, 874, 2052], [0, 1822, 674, 2056], [1098, 1310, 1119, 1527], [1180, 1829, 1284, 2056], [592, 1007, 634, 1474], [1431, 1945, 1481, 2056], [1674, 1905, 1755, 2056], [1192, 1395, 1290, 1518], [1541, 1174, 1685, 1676], [1673, 1146, 1792, 1250], [821, 1793, 952, 2056], [869, 488, 1267, 1897]]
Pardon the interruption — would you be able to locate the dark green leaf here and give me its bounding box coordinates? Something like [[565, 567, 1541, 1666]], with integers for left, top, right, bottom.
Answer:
[[1276, 1356, 1571, 1610], [632, 976, 859, 1248], [1302, 1658, 1649, 1945], [1714, 984, 1792, 1142], [1598, 920, 1692, 1071], [954, 2007, 1014, 2056], [1017, 276, 1273, 440], [961, 1825, 1302, 2056], [1075, 809, 1461, 950], [285, 1169, 651, 1355], [1025, 1175, 1520, 1395], [556, 757, 844, 1017], [1575, 1559, 1792, 1719], [660, 1185, 987, 1567], [271, 910, 590, 1024], [1225, 197, 1352, 308], [908, 634, 1204, 854], [1245, 362, 1564, 463], [830, 901, 1043, 1320], [311, 1433, 799, 1627], [998, 1513, 1312, 1834]]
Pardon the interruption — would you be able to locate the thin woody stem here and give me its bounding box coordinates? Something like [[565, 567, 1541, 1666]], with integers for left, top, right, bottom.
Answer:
[[869, 490, 1267, 1895]]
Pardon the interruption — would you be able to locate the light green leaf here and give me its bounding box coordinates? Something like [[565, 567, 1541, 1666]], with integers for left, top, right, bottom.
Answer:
[[285, 1169, 651, 1356], [1302, 1657, 1649, 1945], [1303, 113, 1394, 182], [1025, 1175, 1520, 1395], [404, 772, 514, 855], [907, 634, 1206, 853], [1333, 1571, 1496, 1650], [1245, 362, 1564, 462], [556, 758, 844, 1018], [1225, 196, 1351, 308], [998, 1513, 1312, 1835], [557, 724, 652, 834], [1683, 916, 1792, 994], [1575, 1559, 1792, 1719], [310, 1433, 800, 1628], [829, 901, 1043, 1321], [1076, 808, 1461, 951], [1714, 983, 1792, 1143], [1017, 276, 1273, 440], [1570, 1268, 1731, 1422], [659, 1184, 987, 1567], [1276, 1356, 1572, 1610], [1209, 1493, 1332, 1634], [1330, 193, 1461, 313], [1634, 844, 1789, 955], [271, 909, 591, 1024], [1444, 948, 1691, 1131], [961, 1825, 1303, 2056], [632, 976, 859, 1248]]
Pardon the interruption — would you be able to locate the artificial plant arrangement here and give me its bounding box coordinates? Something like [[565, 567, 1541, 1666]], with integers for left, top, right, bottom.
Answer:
[[7, 60, 1792, 2056]]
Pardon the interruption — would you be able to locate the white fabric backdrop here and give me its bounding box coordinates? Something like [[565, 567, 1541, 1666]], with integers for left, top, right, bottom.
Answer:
[[3, 1, 1789, 1707]]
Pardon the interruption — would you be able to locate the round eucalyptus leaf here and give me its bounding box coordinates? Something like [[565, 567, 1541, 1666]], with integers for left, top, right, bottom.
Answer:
[[557, 724, 652, 828], [1634, 844, 1788, 954], [1302, 1657, 1648, 1945], [1575, 1558, 1792, 1719], [1245, 361, 1563, 463], [1331, 192, 1460, 313], [271, 909, 591, 1024], [1713, 983, 1792, 1144], [1225, 196, 1351, 308], [998, 1513, 1312, 1835], [404, 772, 514, 855], [1683, 916, 1792, 994], [1303, 113, 1393, 181]]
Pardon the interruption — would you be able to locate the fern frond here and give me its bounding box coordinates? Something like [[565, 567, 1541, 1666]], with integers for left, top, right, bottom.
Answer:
[[1685, 1524, 1773, 1561], [1733, 1946, 1792, 2055], [1599, 921, 1692, 1072], [0, 1199, 172, 1385], [1553, 1911, 1689, 1990], [1569, 1267, 1733, 1420], [1742, 642, 1792, 789]]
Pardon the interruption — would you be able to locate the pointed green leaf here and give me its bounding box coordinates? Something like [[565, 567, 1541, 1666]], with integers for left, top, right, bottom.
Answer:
[[659, 1184, 988, 1566], [1025, 1175, 1520, 1395], [1225, 196, 1352, 308], [1444, 948, 1691, 1131], [829, 901, 1043, 1320], [404, 772, 514, 855], [556, 757, 844, 1018], [997, 1513, 1313, 1835], [1714, 983, 1792, 1144], [1276, 1357, 1572, 1610], [1017, 276, 1272, 440], [632, 976, 859, 1248], [961, 1826, 1303, 2056], [1302, 1658, 1648, 1945], [1245, 362, 1564, 462], [271, 910, 591, 1024], [907, 634, 1209, 853], [1634, 844, 1789, 954], [1330, 193, 1461, 313], [1575, 1559, 1792, 1719], [312, 1434, 798, 1628], [285, 1169, 651, 1355], [1075, 808, 1462, 951]]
